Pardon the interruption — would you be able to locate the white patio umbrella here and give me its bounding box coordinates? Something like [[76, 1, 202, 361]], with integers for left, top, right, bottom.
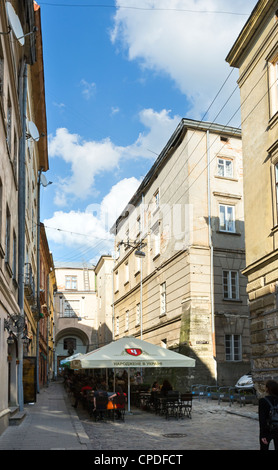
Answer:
[[75, 336, 195, 412], [60, 352, 83, 369]]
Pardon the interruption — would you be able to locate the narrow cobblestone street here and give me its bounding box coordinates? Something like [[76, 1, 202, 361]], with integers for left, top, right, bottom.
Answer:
[[0, 380, 268, 453], [74, 392, 260, 451]]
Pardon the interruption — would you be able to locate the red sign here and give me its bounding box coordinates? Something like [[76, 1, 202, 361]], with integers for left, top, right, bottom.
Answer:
[[126, 348, 142, 357]]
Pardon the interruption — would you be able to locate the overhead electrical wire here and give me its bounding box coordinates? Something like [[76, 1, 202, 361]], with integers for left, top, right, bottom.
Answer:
[[43, 62, 268, 260], [38, 2, 250, 16]]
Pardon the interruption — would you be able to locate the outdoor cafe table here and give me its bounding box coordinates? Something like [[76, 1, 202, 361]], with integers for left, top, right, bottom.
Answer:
[[139, 391, 151, 409]]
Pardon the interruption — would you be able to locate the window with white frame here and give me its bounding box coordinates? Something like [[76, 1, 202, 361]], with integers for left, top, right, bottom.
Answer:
[[217, 158, 233, 178], [160, 282, 166, 315], [223, 270, 239, 300], [225, 334, 242, 361], [65, 275, 77, 290], [219, 204, 235, 232]]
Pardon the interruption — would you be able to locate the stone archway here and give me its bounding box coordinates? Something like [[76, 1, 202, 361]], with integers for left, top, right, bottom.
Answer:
[[55, 327, 90, 376]]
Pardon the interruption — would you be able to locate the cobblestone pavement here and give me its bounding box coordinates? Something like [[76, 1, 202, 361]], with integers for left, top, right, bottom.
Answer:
[[0, 380, 274, 452], [74, 396, 262, 451]]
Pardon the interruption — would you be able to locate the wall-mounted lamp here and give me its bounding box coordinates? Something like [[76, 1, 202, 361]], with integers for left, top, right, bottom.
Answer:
[[134, 249, 146, 258], [120, 240, 146, 258], [4, 315, 26, 345], [7, 331, 15, 344]]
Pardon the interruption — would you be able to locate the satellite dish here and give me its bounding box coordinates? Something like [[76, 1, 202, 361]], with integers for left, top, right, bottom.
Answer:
[[6, 2, 25, 46], [28, 121, 40, 141], [40, 174, 48, 187]]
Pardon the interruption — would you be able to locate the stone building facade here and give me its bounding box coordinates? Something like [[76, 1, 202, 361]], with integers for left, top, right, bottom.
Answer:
[[54, 264, 98, 375], [226, 0, 278, 393], [0, 0, 49, 434], [111, 118, 250, 388]]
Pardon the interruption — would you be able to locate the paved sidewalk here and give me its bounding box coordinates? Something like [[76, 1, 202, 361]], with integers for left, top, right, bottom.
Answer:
[[0, 380, 92, 450]]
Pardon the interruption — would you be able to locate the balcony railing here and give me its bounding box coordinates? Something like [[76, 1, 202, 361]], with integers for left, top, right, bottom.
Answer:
[[24, 263, 35, 302]]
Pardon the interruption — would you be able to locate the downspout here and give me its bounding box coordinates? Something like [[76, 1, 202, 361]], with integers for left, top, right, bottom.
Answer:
[[36, 169, 41, 394], [140, 193, 144, 340], [207, 130, 217, 384], [17, 60, 28, 412], [46, 273, 49, 386], [112, 264, 115, 341]]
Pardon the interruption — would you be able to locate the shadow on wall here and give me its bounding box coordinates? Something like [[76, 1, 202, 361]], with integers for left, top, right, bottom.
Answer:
[[143, 345, 215, 392]]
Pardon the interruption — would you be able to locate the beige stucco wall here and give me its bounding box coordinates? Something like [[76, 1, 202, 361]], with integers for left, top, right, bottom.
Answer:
[[113, 120, 249, 386], [226, 0, 278, 391]]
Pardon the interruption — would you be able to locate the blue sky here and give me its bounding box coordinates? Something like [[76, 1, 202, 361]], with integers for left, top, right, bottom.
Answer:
[[38, 0, 257, 265]]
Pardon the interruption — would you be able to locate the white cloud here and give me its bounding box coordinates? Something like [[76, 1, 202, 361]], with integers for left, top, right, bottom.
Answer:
[[80, 79, 96, 100], [126, 108, 180, 158], [44, 177, 141, 262], [110, 0, 257, 122], [48, 109, 179, 206]]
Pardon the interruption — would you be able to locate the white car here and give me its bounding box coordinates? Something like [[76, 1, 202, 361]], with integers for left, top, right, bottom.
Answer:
[[235, 373, 255, 391]]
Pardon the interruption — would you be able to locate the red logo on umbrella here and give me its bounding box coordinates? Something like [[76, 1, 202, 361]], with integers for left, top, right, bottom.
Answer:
[[126, 348, 142, 356]]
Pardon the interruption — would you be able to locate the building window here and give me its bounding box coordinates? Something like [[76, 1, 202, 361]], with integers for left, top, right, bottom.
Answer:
[[160, 282, 166, 315], [137, 216, 141, 235], [13, 132, 18, 180], [136, 303, 140, 326], [63, 300, 80, 317], [115, 271, 119, 292], [275, 163, 278, 216], [268, 55, 278, 117], [125, 310, 129, 331], [7, 93, 12, 151], [0, 39, 4, 96], [217, 158, 233, 178], [125, 262, 129, 284], [65, 275, 77, 290], [223, 270, 239, 300], [153, 227, 160, 257], [154, 190, 159, 211], [219, 204, 235, 232], [5, 205, 10, 264], [12, 230, 16, 279], [225, 334, 242, 361], [0, 180, 2, 247], [64, 338, 76, 351]]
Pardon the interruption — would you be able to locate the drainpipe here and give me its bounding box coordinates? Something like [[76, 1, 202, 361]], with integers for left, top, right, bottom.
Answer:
[[140, 193, 144, 340], [36, 169, 41, 393], [17, 60, 27, 412], [46, 273, 49, 386], [207, 130, 217, 384]]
